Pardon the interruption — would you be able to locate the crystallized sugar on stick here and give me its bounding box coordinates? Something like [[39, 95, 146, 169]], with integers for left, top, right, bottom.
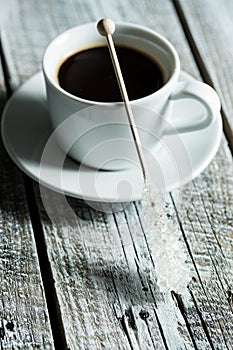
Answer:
[[97, 19, 191, 293], [141, 182, 191, 293]]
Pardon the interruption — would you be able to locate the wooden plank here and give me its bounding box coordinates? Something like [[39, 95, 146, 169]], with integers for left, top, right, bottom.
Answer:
[[1, 0, 233, 349], [173, 0, 233, 152], [0, 57, 54, 348], [170, 142, 233, 349], [37, 186, 195, 350]]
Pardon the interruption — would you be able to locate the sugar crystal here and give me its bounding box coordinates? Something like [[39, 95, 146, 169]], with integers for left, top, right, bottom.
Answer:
[[141, 181, 191, 293]]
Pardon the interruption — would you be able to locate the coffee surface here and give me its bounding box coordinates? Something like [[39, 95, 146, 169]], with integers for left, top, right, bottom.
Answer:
[[58, 45, 164, 102]]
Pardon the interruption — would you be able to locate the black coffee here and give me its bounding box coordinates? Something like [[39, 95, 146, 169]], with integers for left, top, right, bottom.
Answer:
[[58, 45, 164, 102]]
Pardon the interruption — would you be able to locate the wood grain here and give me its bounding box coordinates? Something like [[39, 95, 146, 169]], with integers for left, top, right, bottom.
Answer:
[[0, 58, 53, 347], [0, 0, 233, 349], [171, 142, 233, 349], [174, 0, 233, 152]]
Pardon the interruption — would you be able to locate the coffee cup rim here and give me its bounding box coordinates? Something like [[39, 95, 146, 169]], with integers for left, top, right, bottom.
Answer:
[[43, 21, 180, 106]]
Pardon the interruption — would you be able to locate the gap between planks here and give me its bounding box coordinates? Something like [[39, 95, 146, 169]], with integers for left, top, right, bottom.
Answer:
[[172, 0, 233, 156], [0, 35, 68, 350]]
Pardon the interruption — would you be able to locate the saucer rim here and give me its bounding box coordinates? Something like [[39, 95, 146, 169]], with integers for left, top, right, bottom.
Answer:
[[1, 71, 222, 202]]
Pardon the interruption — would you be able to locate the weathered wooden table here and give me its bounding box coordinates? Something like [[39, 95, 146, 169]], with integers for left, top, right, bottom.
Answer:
[[0, 1, 233, 349]]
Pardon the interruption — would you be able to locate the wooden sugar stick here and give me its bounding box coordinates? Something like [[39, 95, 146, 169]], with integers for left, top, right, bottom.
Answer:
[[97, 18, 150, 182]]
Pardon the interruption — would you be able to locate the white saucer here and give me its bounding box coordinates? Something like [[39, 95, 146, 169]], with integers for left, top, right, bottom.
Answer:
[[1, 71, 222, 202]]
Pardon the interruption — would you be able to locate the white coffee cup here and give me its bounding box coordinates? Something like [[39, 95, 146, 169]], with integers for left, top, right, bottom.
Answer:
[[43, 21, 220, 170]]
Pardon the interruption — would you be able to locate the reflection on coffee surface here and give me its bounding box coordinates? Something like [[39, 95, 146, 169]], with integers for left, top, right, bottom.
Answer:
[[58, 45, 164, 102]]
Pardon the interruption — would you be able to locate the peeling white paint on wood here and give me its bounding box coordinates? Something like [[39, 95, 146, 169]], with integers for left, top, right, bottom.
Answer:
[[0, 71, 53, 347]]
